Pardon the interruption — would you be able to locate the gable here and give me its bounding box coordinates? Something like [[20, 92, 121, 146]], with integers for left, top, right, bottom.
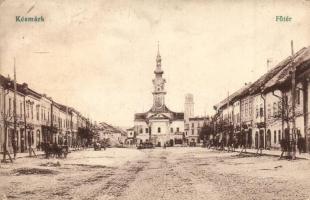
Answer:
[[148, 113, 171, 120]]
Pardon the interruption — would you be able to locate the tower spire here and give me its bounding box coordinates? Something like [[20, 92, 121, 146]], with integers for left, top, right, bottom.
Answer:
[[156, 41, 162, 70], [157, 41, 160, 55], [152, 43, 166, 112]]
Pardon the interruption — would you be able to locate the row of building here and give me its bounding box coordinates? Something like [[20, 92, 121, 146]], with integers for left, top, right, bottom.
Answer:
[[213, 45, 310, 152], [127, 44, 310, 151], [0, 74, 92, 153]]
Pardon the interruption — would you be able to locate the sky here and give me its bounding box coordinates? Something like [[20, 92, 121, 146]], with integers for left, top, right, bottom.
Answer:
[[0, 0, 310, 127]]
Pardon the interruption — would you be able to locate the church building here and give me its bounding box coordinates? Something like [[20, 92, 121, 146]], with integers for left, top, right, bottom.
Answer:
[[134, 47, 184, 147]]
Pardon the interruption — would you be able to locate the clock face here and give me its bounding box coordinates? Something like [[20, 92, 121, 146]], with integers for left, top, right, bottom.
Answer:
[[155, 96, 163, 107]]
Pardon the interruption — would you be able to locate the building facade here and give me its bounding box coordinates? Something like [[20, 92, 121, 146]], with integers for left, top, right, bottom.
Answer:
[[134, 49, 184, 147], [213, 45, 310, 152], [185, 117, 209, 145]]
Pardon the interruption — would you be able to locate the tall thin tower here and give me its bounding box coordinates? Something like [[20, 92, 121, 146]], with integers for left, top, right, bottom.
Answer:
[[152, 42, 166, 112], [184, 94, 194, 122]]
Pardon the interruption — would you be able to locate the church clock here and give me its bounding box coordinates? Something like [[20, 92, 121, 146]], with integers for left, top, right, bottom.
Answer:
[[155, 96, 163, 108]]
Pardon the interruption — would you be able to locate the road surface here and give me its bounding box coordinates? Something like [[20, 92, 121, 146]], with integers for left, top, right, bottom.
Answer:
[[0, 148, 309, 200]]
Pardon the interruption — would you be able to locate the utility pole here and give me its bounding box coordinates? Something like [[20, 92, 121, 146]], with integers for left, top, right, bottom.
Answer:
[[66, 102, 69, 146], [290, 40, 297, 159], [13, 58, 17, 159], [226, 91, 229, 150]]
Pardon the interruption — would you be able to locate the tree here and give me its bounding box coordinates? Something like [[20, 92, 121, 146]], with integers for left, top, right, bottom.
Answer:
[[1, 89, 13, 163], [272, 89, 298, 159], [199, 121, 213, 147]]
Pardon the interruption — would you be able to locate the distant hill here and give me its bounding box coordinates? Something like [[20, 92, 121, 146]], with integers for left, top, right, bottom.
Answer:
[[97, 122, 127, 136]]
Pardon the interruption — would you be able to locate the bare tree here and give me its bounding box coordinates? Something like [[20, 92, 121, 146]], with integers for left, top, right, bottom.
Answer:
[[271, 90, 298, 159], [1, 89, 13, 163]]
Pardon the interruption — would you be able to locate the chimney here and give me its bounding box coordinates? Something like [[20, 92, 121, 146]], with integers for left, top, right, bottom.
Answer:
[[267, 58, 273, 71]]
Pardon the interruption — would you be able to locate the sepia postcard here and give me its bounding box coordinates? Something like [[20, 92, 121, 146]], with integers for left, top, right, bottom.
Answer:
[[0, 0, 310, 199]]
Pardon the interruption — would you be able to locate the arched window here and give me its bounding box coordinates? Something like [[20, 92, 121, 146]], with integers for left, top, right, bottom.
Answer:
[[158, 127, 161, 133]]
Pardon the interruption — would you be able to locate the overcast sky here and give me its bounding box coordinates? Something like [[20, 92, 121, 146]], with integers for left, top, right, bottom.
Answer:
[[0, 0, 310, 127]]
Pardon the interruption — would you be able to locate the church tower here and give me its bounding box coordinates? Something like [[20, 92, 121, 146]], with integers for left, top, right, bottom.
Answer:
[[152, 43, 166, 112]]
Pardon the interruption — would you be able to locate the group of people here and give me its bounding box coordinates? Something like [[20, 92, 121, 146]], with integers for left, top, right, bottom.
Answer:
[[41, 141, 69, 158], [279, 135, 306, 159], [202, 133, 247, 152]]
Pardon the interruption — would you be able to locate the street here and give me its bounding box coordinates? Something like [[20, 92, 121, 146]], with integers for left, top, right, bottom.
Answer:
[[0, 148, 310, 200]]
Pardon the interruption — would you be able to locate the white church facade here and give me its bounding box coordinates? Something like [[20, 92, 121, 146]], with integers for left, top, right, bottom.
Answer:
[[134, 48, 184, 147]]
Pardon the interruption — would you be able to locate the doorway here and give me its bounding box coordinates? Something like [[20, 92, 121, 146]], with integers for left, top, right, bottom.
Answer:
[[266, 130, 271, 149], [259, 129, 264, 149], [255, 131, 258, 149]]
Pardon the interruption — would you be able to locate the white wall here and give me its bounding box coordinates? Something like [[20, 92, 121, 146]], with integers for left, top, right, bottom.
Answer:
[[170, 120, 184, 133]]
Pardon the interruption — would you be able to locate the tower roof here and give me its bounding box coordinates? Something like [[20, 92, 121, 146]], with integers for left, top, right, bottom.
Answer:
[[155, 41, 163, 74]]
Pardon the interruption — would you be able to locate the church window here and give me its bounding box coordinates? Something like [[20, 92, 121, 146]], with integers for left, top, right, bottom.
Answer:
[[170, 128, 173, 133], [158, 127, 161, 133]]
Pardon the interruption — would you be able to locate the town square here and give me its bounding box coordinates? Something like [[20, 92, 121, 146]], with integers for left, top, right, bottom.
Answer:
[[1, 0, 310, 199]]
